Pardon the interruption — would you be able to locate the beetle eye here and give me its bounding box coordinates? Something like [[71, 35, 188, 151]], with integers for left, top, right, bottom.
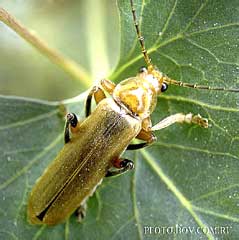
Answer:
[[139, 66, 147, 73], [161, 83, 168, 92]]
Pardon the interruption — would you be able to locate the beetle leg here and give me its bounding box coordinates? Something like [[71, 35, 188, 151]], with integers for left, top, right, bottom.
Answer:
[[127, 117, 155, 150], [85, 79, 115, 117], [85, 86, 106, 117], [141, 116, 152, 130], [75, 202, 87, 222], [151, 113, 208, 131], [64, 113, 80, 143], [106, 158, 134, 177], [100, 78, 116, 95], [127, 129, 156, 150]]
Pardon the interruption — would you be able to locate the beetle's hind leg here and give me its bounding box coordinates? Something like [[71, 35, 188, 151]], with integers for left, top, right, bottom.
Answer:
[[106, 158, 134, 177], [75, 202, 87, 223], [64, 113, 81, 143]]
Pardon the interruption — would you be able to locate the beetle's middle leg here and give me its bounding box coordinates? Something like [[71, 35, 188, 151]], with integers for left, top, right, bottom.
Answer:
[[127, 117, 156, 150], [127, 129, 156, 150]]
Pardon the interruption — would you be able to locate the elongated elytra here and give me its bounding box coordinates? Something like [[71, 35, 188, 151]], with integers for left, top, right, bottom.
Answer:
[[28, 0, 238, 226]]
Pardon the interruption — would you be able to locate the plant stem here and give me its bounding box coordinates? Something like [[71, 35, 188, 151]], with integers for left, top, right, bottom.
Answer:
[[0, 7, 91, 88]]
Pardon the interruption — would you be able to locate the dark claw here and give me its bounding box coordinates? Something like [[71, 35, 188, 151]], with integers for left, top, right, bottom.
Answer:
[[120, 159, 134, 170], [127, 161, 134, 170], [67, 113, 78, 128]]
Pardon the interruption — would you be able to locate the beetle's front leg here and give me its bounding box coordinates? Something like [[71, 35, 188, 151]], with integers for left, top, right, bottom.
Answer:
[[85, 79, 116, 117], [106, 158, 134, 177], [64, 113, 80, 143], [100, 78, 116, 95], [85, 86, 106, 117]]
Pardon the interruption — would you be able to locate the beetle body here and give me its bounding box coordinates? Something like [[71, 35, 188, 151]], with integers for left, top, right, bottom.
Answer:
[[28, 97, 142, 225], [27, 0, 229, 226]]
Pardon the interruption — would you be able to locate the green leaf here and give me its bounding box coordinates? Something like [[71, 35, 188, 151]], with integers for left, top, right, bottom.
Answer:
[[1, 0, 239, 239]]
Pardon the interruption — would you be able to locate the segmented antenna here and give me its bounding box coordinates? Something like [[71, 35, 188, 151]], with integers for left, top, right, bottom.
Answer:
[[130, 0, 239, 93], [130, 0, 152, 67], [164, 78, 239, 92]]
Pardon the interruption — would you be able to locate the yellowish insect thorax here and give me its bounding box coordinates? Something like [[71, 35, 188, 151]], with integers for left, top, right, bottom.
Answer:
[[113, 72, 161, 119]]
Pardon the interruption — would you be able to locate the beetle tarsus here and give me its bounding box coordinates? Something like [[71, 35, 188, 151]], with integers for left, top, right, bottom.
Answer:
[[75, 202, 87, 223], [64, 113, 78, 143], [106, 159, 134, 177]]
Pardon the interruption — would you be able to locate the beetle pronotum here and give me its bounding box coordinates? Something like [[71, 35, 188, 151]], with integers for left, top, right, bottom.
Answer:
[[28, 0, 239, 225]]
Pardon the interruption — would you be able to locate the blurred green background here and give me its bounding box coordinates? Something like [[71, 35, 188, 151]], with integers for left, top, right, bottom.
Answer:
[[0, 0, 119, 100]]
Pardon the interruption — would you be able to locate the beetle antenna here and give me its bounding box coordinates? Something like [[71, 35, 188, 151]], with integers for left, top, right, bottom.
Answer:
[[130, 0, 239, 93], [164, 77, 239, 92], [130, 0, 153, 68]]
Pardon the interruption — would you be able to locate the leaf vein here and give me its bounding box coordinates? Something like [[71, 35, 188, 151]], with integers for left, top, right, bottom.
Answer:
[[110, 217, 135, 240], [155, 0, 178, 44], [159, 94, 239, 112], [95, 191, 103, 221], [153, 141, 238, 160], [32, 225, 46, 240], [209, 118, 233, 138], [0, 231, 18, 240], [183, 0, 208, 33], [192, 205, 239, 223], [111, 34, 183, 80], [0, 109, 59, 131], [186, 38, 239, 67], [0, 133, 62, 190], [65, 218, 70, 240], [187, 23, 239, 37], [131, 151, 143, 240], [141, 149, 214, 240], [112, 22, 238, 80], [14, 175, 28, 223], [192, 184, 239, 202]]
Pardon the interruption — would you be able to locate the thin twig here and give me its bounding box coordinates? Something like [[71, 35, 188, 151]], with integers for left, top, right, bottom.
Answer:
[[0, 7, 91, 88]]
